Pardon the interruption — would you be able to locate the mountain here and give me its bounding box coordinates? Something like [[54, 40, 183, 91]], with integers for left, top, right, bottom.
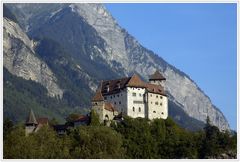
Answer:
[[3, 3, 230, 131], [3, 16, 63, 98]]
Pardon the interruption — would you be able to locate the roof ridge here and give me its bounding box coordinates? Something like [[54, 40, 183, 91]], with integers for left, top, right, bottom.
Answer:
[[149, 70, 166, 81], [92, 81, 104, 101]]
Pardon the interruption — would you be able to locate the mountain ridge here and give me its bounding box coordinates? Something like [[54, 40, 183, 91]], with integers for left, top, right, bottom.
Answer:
[[4, 3, 230, 131]]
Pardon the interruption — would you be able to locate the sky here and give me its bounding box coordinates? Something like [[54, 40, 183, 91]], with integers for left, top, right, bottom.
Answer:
[[105, 3, 237, 130]]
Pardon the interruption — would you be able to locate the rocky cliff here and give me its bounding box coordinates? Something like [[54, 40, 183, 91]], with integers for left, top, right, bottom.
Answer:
[[4, 3, 230, 130], [3, 17, 63, 98], [63, 4, 230, 131]]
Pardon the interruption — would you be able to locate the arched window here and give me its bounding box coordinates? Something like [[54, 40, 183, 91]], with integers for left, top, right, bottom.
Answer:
[[139, 107, 141, 112], [133, 107, 135, 112], [105, 115, 109, 121]]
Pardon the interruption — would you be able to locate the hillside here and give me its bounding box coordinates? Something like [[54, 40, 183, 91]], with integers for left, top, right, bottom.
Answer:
[[3, 3, 230, 131]]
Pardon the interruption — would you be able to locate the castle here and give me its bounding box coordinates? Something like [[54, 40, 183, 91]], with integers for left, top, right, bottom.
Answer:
[[25, 70, 168, 135], [91, 70, 168, 123]]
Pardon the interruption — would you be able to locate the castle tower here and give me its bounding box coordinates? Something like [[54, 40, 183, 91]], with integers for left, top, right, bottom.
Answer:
[[91, 82, 105, 122], [149, 70, 166, 86], [25, 109, 38, 136]]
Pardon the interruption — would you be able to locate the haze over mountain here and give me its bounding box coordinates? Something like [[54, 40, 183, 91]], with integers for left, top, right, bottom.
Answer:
[[3, 3, 230, 131]]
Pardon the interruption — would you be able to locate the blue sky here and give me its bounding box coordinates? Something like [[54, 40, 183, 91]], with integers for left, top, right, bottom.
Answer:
[[105, 3, 237, 130]]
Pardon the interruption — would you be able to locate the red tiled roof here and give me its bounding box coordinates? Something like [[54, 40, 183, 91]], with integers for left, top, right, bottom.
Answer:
[[126, 74, 146, 88], [37, 117, 49, 125], [100, 74, 146, 95], [145, 83, 166, 96], [74, 115, 89, 122], [104, 102, 117, 112], [149, 70, 166, 81], [92, 82, 104, 101], [101, 77, 131, 95], [94, 73, 166, 97]]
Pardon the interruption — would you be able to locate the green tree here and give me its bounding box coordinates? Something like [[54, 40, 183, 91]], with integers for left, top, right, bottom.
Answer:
[[89, 110, 100, 126], [3, 118, 14, 139], [4, 125, 70, 159], [200, 116, 222, 158], [113, 116, 156, 158], [69, 126, 124, 158], [4, 125, 32, 158]]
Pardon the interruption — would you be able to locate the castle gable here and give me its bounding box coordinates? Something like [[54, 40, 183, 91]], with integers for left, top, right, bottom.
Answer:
[[149, 70, 166, 81]]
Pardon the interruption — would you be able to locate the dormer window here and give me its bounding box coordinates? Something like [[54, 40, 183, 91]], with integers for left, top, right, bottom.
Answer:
[[117, 81, 121, 89], [105, 82, 110, 92]]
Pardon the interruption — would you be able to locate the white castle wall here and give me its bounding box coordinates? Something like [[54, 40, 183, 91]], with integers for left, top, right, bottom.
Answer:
[[126, 87, 146, 118], [147, 93, 168, 119], [104, 89, 128, 114]]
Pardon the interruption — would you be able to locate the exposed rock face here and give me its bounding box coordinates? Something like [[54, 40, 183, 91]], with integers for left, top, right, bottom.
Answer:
[[69, 4, 229, 131], [3, 18, 63, 98], [5, 3, 230, 131]]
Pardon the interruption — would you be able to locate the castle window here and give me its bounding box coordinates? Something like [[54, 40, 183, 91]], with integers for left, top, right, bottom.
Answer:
[[113, 95, 115, 98], [114, 102, 116, 105], [160, 96, 163, 99], [117, 94, 119, 97], [132, 93, 136, 97], [119, 101, 121, 104], [104, 97, 107, 100], [95, 103, 98, 105], [117, 82, 121, 89], [139, 93, 142, 97], [133, 107, 135, 112], [156, 95, 158, 98], [151, 102, 153, 104], [105, 115, 109, 121], [153, 111, 156, 113], [133, 101, 143, 104], [160, 103, 162, 106], [138, 88, 140, 90], [106, 84, 110, 92], [150, 94, 152, 97], [155, 102, 159, 105], [139, 107, 141, 112], [161, 112, 164, 115]]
